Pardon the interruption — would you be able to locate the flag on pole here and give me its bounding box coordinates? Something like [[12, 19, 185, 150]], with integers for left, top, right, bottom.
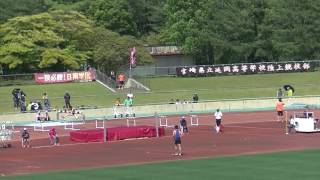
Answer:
[[129, 47, 136, 68]]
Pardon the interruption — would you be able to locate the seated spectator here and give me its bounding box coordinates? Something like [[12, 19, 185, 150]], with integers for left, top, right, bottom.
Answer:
[[114, 97, 121, 106], [287, 116, 296, 133], [175, 99, 180, 104], [36, 111, 50, 121], [169, 99, 175, 104], [192, 93, 199, 103], [21, 128, 31, 148]]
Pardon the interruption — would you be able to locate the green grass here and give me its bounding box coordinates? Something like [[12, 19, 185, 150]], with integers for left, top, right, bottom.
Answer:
[[1, 71, 320, 113], [3, 149, 320, 180], [133, 71, 320, 104], [0, 82, 118, 113]]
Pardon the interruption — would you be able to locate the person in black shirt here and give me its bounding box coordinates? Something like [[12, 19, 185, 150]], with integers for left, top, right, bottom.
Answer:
[[64, 91, 72, 109], [180, 116, 188, 133], [21, 128, 30, 148]]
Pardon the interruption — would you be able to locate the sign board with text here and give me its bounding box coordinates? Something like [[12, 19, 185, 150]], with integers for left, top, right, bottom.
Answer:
[[176, 61, 315, 77], [34, 70, 96, 84]]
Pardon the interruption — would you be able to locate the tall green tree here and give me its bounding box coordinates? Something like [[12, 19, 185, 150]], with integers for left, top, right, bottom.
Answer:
[[88, 0, 138, 35], [88, 0, 166, 37], [161, 0, 275, 64], [268, 0, 320, 61], [206, 0, 273, 64], [0, 0, 52, 23], [0, 11, 93, 72], [161, 0, 212, 64]]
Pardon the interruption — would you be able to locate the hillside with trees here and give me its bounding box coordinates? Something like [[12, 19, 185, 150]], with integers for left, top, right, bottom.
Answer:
[[0, 0, 319, 73]]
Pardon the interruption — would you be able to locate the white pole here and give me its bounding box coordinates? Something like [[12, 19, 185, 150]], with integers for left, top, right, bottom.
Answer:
[[103, 120, 107, 143], [155, 112, 159, 138]]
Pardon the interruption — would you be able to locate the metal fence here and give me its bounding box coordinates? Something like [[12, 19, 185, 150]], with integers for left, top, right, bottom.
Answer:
[[95, 70, 117, 90], [0, 74, 35, 87]]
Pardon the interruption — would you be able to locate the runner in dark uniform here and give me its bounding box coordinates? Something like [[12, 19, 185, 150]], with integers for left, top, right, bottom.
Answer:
[[180, 116, 188, 133], [172, 125, 183, 156], [21, 128, 30, 148]]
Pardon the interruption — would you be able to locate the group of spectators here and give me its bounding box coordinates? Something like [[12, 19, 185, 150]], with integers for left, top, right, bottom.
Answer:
[[12, 88, 26, 111], [11, 88, 52, 112], [110, 71, 126, 90], [10, 89, 74, 114], [169, 93, 199, 104], [276, 85, 294, 100]]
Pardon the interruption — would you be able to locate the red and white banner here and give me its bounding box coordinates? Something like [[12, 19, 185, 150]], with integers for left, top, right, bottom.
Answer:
[[34, 70, 96, 84], [129, 47, 136, 67]]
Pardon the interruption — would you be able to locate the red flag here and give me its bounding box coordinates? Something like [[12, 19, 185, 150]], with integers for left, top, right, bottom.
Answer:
[[129, 47, 136, 67]]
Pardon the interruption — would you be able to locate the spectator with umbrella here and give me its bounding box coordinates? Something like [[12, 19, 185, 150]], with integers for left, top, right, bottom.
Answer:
[[283, 85, 294, 97]]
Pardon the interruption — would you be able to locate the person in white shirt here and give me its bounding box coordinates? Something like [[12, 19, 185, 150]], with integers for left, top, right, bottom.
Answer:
[[214, 109, 223, 133]]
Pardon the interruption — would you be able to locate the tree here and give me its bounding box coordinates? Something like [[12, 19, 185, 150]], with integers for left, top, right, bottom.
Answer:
[[0, 0, 52, 23], [0, 11, 93, 72], [88, 0, 166, 37], [161, 0, 212, 64], [268, 0, 320, 61], [92, 28, 154, 73], [88, 0, 137, 35], [161, 0, 276, 64]]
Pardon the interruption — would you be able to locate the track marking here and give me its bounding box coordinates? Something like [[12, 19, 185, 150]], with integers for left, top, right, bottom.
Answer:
[[31, 141, 103, 149], [227, 125, 281, 130]]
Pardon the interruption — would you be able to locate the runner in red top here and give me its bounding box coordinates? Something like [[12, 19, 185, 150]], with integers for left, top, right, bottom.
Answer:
[[48, 128, 59, 146]]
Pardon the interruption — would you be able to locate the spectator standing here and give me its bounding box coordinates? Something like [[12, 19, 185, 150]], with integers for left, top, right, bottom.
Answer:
[[110, 71, 116, 81], [276, 88, 283, 100], [21, 128, 30, 148], [124, 96, 133, 107], [124, 95, 133, 117], [214, 109, 223, 133], [287, 88, 293, 97], [43, 93, 50, 111], [64, 91, 71, 109], [12, 88, 20, 110], [20, 94, 26, 112], [117, 73, 125, 89]]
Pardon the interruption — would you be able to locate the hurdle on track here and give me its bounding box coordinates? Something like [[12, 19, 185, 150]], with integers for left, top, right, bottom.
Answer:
[[64, 121, 81, 130], [113, 106, 124, 118], [190, 115, 199, 126], [126, 117, 136, 127], [1, 121, 14, 130], [34, 122, 49, 132], [95, 118, 105, 129], [159, 115, 169, 127]]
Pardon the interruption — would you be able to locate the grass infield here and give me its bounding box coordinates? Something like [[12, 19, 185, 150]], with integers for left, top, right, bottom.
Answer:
[[0, 71, 319, 113], [3, 149, 320, 180]]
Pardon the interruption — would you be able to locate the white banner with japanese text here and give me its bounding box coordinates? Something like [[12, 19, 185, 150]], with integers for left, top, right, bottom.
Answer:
[[176, 61, 315, 77]]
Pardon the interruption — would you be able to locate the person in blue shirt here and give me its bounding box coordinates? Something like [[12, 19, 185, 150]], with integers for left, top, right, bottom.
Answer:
[[172, 125, 183, 156]]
